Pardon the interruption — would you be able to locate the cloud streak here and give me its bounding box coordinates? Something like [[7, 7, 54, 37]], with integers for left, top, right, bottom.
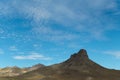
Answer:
[[104, 51, 120, 58], [9, 46, 18, 51], [13, 52, 51, 60]]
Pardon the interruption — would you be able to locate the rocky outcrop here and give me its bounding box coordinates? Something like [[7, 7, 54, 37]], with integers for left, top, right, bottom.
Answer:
[[60, 49, 105, 72]]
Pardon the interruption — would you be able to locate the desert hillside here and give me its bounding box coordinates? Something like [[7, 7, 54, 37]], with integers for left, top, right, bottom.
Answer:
[[0, 49, 120, 80]]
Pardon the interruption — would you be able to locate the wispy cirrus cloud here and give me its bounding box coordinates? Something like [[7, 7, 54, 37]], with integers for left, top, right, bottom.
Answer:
[[31, 26, 78, 42], [9, 46, 18, 51], [0, 0, 120, 43], [13, 52, 51, 60], [104, 50, 120, 58]]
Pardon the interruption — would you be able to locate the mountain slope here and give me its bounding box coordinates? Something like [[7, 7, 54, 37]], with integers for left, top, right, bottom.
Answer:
[[0, 64, 44, 77], [1, 49, 120, 80]]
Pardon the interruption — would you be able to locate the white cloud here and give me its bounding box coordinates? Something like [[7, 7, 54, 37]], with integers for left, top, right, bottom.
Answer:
[[13, 52, 51, 60], [9, 46, 18, 51], [104, 51, 120, 58]]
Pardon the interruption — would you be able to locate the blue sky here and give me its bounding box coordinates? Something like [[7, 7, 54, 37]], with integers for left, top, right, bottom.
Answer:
[[0, 0, 120, 69]]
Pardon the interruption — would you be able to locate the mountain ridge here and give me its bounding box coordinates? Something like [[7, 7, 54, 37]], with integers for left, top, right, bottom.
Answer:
[[58, 49, 107, 71], [0, 49, 120, 80], [0, 64, 45, 77], [13, 49, 120, 80]]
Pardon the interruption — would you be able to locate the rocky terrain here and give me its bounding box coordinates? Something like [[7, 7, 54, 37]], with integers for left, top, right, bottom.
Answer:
[[0, 64, 44, 77], [0, 49, 120, 80]]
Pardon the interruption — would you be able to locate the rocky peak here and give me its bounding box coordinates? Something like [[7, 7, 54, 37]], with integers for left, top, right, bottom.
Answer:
[[69, 49, 89, 62], [60, 49, 105, 72], [71, 49, 88, 58], [61, 49, 90, 68]]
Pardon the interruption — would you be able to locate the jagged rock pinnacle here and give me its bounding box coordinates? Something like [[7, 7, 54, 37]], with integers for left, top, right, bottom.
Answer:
[[70, 49, 89, 60], [59, 49, 106, 71], [77, 49, 88, 58], [61, 49, 90, 69]]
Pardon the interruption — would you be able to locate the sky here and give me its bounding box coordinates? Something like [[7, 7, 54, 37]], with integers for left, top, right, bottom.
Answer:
[[0, 0, 120, 69]]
